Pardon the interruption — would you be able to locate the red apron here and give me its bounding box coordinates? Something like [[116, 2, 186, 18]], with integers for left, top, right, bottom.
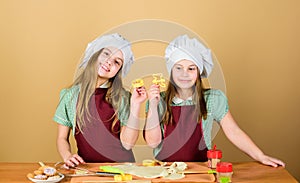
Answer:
[[75, 88, 135, 162], [156, 105, 208, 162]]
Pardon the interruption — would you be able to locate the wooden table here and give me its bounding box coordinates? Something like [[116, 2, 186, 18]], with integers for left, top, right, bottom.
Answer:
[[0, 162, 297, 183]]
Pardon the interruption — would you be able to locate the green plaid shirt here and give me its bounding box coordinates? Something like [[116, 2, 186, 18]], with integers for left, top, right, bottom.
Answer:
[[146, 89, 229, 155], [53, 85, 131, 135]]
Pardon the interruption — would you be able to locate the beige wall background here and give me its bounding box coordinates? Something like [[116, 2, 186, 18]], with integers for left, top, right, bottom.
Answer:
[[0, 0, 299, 181]]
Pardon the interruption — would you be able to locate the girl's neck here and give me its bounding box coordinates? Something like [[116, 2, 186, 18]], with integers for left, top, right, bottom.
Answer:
[[96, 77, 109, 88], [176, 88, 193, 100]]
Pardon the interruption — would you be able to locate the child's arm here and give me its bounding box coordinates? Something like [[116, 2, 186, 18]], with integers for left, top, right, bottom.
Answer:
[[144, 84, 162, 148], [57, 124, 85, 167], [220, 111, 285, 167], [120, 87, 147, 150]]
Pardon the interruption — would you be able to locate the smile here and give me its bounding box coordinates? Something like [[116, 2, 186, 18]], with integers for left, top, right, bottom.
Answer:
[[100, 64, 110, 72], [178, 79, 191, 82]]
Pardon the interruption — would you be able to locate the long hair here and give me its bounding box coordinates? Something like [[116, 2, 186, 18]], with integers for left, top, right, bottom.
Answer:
[[71, 49, 124, 133], [162, 70, 208, 125]]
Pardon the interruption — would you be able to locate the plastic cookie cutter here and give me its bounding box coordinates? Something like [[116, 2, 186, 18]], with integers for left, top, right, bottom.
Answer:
[[131, 78, 144, 88], [152, 73, 166, 87]]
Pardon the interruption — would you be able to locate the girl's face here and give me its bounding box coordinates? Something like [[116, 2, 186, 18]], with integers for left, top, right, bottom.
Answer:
[[171, 59, 198, 89], [97, 47, 123, 79]]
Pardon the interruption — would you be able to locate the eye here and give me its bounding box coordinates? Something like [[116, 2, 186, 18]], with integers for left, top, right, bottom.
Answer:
[[175, 66, 182, 70], [114, 59, 122, 66], [189, 66, 197, 71], [104, 52, 110, 56], [115, 60, 120, 65], [102, 50, 110, 57]]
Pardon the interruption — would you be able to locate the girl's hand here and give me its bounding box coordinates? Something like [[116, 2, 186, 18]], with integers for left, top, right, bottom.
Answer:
[[257, 154, 285, 167], [131, 86, 147, 104], [64, 154, 85, 168], [147, 84, 160, 106]]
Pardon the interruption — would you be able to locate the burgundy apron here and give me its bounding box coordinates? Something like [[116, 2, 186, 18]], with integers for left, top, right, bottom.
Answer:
[[156, 105, 208, 162], [75, 88, 135, 162]]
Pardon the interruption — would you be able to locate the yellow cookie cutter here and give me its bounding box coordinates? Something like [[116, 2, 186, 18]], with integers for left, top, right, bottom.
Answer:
[[152, 73, 166, 87], [132, 78, 144, 88]]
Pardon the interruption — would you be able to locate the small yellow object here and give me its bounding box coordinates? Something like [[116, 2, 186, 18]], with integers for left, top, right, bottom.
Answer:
[[123, 174, 133, 181], [114, 174, 132, 181], [142, 159, 155, 166], [114, 175, 123, 181], [132, 78, 144, 88], [75, 169, 89, 175], [152, 73, 166, 87]]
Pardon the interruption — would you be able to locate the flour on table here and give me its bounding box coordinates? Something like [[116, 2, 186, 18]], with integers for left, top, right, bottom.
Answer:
[[113, 162, 187, 180]]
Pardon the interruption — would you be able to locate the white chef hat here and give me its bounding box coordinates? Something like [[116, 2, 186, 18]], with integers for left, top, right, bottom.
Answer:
[[165, 34, 214, 78], [79, 33, 134, 77]]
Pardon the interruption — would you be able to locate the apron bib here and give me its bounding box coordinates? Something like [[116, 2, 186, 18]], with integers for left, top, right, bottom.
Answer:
[[75, 88, 135, 162], [156, 105, 208, 162]]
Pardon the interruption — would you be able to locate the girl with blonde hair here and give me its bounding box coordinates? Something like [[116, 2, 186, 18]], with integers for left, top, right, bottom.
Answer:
[[54, 33, 146, 167]]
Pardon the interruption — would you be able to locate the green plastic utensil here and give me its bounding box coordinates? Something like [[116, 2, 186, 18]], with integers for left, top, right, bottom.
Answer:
[[99, 166, 125, 176]]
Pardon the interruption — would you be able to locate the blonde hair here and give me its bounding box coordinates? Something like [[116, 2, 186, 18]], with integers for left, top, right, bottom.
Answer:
[[72, 49, 125, 133], [162, 70, 208, 125]]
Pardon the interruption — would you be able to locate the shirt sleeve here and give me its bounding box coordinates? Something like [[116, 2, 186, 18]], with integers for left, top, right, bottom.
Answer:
[[118, 90, 131, 126], [53, 89, 73, 127], [208, 89, 229, 122]]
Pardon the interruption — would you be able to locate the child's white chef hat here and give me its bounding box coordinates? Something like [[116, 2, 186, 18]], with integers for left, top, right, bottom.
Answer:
[[79, 33, 134, 77], [165, 34, 213, 78]]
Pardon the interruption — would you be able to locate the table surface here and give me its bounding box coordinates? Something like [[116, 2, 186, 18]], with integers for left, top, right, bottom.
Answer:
[[0, 161, 298, 183]]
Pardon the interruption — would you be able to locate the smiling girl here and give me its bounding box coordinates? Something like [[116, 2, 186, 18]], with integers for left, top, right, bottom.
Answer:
[[53, 33, 147, 167], [145, 35, 285, 167]]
